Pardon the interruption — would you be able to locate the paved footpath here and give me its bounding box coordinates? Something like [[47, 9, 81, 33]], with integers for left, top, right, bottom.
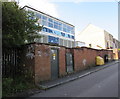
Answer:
[[28, 60, 119, 97]]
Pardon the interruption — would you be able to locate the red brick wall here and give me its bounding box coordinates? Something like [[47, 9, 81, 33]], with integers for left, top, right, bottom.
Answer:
[[23, 43, 114, 84], [73, 48, 85, 71], [59, 47, 66, 77], [96, 49, 113, 60], [73, 47, 98, 72], [34, 44, 51, 83]]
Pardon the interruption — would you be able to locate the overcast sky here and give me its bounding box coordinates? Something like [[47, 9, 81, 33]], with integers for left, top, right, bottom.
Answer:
[[16, 0, 118, 40]]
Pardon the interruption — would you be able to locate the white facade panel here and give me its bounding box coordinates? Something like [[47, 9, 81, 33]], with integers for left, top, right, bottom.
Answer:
[[76, 24, 105, 49]]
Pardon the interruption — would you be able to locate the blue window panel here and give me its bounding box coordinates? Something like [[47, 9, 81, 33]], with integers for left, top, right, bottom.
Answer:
[[48, 29, 53, 33], [68, 34, 70, 38], [70, 27, 74, 33], [43, 27, 53, 34], [58, 22, 62, 26], [54, 21, 58, 25], [54, 25, 58, 29], [36, 13, 41, 19], [42, 15, 47, 20], [53, 30, 56, 34], [63, 28, 67, 32], [48, 36, 53, 43], [48, 36, 59, 44], [48, 18, 53, 22], [68, 29, 70, 33], [66, 29, 69, 33], [58, 31, 61, 36], [67, 25, 70, 30], [61, 32, 65, 37], [65, 34, 68, 38], [53, 30, 61, 36], [72, 36, 74, 39], [72, 30, 75, 34], [42, 20, 47, 26], [42, 27, 47, 32], [48, 23, 53, 28], [58, 26, 62, 30], [55, 31, 58, 35], [63, 24, 66, 28]]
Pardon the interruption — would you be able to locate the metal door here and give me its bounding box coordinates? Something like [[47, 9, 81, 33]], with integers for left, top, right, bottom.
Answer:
[[50, 49, 59, 79], [66, 53, 73, 73]]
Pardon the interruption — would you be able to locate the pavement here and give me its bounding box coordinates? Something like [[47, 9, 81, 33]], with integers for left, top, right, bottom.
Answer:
[[12, 60, 119, 97], [38, 60, 119, 90], [30, 60, 119, 97]]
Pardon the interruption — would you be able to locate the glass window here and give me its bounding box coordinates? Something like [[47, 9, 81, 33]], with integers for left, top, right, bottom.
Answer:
[[48, 18, 53, 22], [59, 22, 62, 26], [57, 31, 61, 36], [48, 29, 53, 33], [54, 21, 58, 25], [42, 27, 47, 32], [48, 36, 59, 44], [71, 30, 74, 34], [63, 28, 67, 32], [61, 32, 65, 37], [68, 29, 70, 33], [70, 27, 74, 33], [42, 20, 47, 26], [65, 34, 68, 38], [54, 24, 58, 29], [58, 22, 62, 30], [42, 27, 53, 34], [36, 13, 41, 19], [72, 36, 74, 39], [63, 24, 67, 32], [68, 34, 70, 38], [48, 23, 53, 28], [63, 24, 66, 28], [58, 26, 62, 30], [42, 15, 47, 20], [54, 21, 59, 29]]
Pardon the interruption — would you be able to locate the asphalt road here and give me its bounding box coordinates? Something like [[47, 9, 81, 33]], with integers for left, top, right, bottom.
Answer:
[[30, 62, 119, 97]]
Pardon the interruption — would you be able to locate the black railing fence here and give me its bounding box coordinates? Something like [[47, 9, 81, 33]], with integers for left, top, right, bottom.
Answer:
[[2, 47, 22, 78]]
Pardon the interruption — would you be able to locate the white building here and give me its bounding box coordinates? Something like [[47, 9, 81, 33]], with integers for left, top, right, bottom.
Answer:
[[23, 6, 75, 48], [76, 24, 116, 49], [75, 41, 86, 47]]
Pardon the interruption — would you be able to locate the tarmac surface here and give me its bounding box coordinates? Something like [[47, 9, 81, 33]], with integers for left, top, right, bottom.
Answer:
[[29, 61, 119, 97]]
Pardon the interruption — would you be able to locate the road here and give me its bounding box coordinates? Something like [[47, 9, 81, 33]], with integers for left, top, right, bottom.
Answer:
[[30, 62, 119, 97]]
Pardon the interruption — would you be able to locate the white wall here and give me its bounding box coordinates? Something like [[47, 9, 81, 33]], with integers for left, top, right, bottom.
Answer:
[[76, 24, 105, 49]]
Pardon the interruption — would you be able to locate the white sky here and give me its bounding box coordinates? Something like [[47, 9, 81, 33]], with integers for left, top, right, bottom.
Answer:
[[16, 0, 119, 17], [17, 0, 59, 17]]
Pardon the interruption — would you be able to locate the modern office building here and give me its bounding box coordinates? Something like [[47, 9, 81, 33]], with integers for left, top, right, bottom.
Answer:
[[23, 6, 75, 48]]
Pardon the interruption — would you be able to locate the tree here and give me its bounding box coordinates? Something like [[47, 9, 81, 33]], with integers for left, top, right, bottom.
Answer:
[[2, 2, 43, 47]]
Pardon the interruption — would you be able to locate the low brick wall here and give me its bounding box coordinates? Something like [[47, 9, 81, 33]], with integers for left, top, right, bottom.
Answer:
[[59, 47, 66, 77], [34, 44, 51, 83], [22, 43, 114, 84]]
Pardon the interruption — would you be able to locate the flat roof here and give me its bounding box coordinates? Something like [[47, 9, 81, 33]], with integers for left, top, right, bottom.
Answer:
[[22, 6, 75, 27]]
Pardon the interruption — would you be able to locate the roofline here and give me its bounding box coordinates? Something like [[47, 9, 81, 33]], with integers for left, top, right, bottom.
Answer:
[[77, 23, 91, 36], [22, 5, 75, 27]]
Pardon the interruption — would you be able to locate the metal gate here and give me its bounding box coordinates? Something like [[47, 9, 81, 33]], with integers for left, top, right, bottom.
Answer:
[[50, 49, 59, 79], [66, 53, 74, 73]]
